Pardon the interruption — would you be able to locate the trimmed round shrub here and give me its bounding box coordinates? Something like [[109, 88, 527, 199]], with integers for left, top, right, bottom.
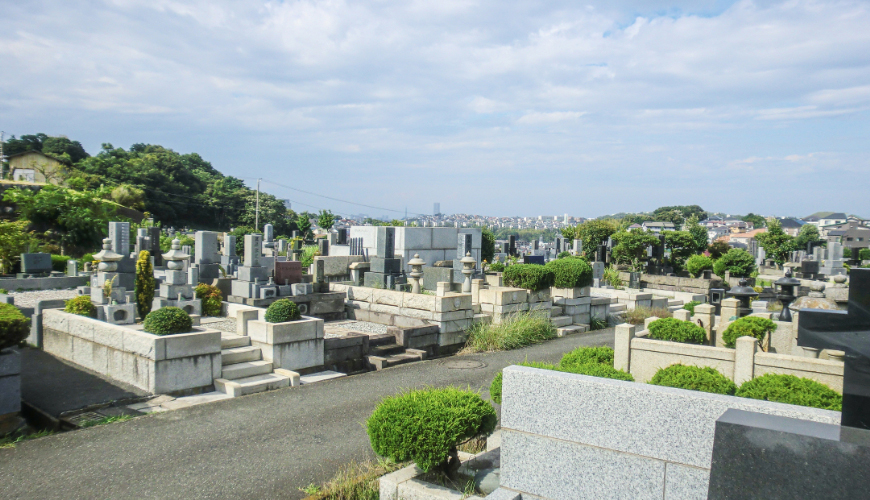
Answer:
[[489, 359, 632, 404], [685, 255, 714, 277], [50, 254, 70, 272], [560, 346, 614, 370], [721, 316, 777, 348], [195, 284, 223, 317], [142, 307, 193, 336], [367, 387, 497, 472], [545, 257, 593, 288], [65, 295, 96, 318], [0, 303, 30, 351], [647, 317, 707, 344], [649, 364, 736, 395], [489, 261, 505, 273], [713, 248, 756, 278], [264, 299, 301, 323], [557, 251, 571, 259], [736, 374, 842, 411], [502, 264, 554, 291], [859, 248, 870, 261], [683, 300, 701, 315]]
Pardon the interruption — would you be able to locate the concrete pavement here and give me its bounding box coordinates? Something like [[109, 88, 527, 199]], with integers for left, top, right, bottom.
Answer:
[[0, 329, 613, 500]]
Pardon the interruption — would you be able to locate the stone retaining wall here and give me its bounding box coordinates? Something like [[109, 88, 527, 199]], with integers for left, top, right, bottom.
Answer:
[[618, 273, 724, 295], [0, 275, 90, 291]]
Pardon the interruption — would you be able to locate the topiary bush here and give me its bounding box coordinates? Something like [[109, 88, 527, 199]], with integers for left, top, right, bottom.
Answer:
[[649, 364, 736, 395], [647, 317, 707, 344], [736, 373, 842, 411], [264, 299, 301, 323], [489, 358, 633, 404], [489, 261, 505, 273], [367, 387, 497, 475], [860, 248, 870, 261], [142, 307, 193, 336], [502, 264, 554, 291], [685, 255, 714, 278], [195, 283, 223, 317], [545, 257, 593, 288], [721, 316, 777, 348], [713, 248, 756, 278], [50, 254, 70, 272], [559, 346, 614, 370], [64, 295, 96, 318], [135, 251, 155, 320], [0, 303, 30, 351]]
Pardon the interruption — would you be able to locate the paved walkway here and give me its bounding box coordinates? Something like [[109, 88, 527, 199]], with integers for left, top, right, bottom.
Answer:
[[0, 330, 614, 500]]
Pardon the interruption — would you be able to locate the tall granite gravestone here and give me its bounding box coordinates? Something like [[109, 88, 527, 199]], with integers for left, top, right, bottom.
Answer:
[[337, 228, 348, 245], [262, 224, 276, 257], [501, 242, 509, 254], [318, 238, 329, 257], [364, 227, 405, 289], [573, 239, 582, 255], [452, 233, 474, 283], [230, 234, 277, 300], [508, 235, 517, 257], [221, 233, 240, 276], [108, 222, 135, 289], [149, 227, 163, 267], [194, 231, 222, 283]]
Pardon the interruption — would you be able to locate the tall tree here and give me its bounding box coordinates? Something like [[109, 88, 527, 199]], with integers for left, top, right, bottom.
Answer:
[[793, 223, 821, 250], [755, 218, 795, 266], [318, 210, 336, 231], [684, 215, 709, 253], [741, 213, 766, 229], [570, 219, 619, 254]]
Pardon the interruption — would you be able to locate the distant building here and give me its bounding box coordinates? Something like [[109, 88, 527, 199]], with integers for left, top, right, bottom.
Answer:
[[840, 224, 870, 251], [777, 217, 805, 237], [433, 202, 440, 216], [8, 151, 66, 185], [804, 212, 848, 228], [641, 221, 675, 234]]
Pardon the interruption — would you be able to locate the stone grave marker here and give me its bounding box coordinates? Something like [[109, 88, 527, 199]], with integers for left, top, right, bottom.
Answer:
[[20, 253, 52, 275]]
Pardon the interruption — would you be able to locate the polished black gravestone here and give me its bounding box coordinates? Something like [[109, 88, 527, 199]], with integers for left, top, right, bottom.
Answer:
[[707, 409, 870, 500], [798, 268, 870, 430]]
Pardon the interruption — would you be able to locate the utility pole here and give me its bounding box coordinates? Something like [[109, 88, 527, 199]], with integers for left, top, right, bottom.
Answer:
[[0, 131, 5, 178], [255, 178, 261, 230]]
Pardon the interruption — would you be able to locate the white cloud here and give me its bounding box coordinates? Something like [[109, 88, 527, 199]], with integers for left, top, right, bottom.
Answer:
[[516, 111, 586, 125]]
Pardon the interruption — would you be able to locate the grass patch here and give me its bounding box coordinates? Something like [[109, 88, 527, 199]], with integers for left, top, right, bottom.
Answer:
[[79, 415, 136, 428], [0, 429, 57, 449], [622, 306, 672, 325], [299, 458, 404, 500], [463, 312, 556, 353]]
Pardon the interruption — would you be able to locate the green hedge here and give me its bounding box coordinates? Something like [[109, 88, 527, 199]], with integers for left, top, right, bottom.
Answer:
[[713, 248, 756, 278], [860, 248, 870, 261], [685, 255, 713, 277], [0, 303, 30, 350], [559, 346, 614, 370], [142, 307, 192, 336], [545, 257, 593, 288], [367, 387, 497, 472], [721, 316, 777, 348], [50, 254, 70, 272], [736, 374, 842, 411], [647, 318, 707, 344], [502, 264, 554, 291], [490, 356, 633, 404], [64, 296, 96, 318], [264, 299, 301, 323], [649, 364, 736, 395], [683, 301, 701, 315], [489, 261, 505, 273]]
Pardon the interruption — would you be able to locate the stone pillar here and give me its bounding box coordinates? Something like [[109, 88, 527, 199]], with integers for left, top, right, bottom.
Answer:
[[643, 316, 659, 331], [734, 336, 758, 385], [436, 282, 451, 297], [693, 304, 716, 344], [471, 278, 483, 304], [673, 309, 691, 322], [614, 323, 635, 373]]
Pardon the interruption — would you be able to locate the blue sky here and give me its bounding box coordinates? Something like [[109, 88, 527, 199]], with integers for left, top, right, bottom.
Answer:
[[2, 0, 868, 219]]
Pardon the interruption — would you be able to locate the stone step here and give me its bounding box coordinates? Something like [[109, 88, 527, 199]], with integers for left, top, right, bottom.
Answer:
[[221, 346, 262, 365], [609, 304, 627, 313], [557, 325, 588, 337], [610, 298, 620, 304], [214, 372, 291, 397], [551, 306, 563, 317], [369, 343, 406, 357], [368, 333, 396, 347], [366, 351, 424, 371], [551, 315, 573, 328], [221, 334, 251, 349], [668, 299, 684, 307], [668, 305, 684, 313], [220, 360, 274, 380], [472, 313, 492, 325]]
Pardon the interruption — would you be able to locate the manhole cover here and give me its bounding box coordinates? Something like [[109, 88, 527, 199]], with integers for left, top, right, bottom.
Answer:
[[66, 411, 106, 427], [443, 359, 486, 370]]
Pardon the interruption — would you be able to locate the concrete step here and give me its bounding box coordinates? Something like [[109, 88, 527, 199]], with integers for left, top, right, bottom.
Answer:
[[369, 343, 406, 357], [668, 299, 684, 307], [368, 333, 396, 347], [551, 306, 563, 317], [366, 351, 424, 371], [220, 360, 274, 380], [551, 315, 573, 328], [668, 305, 684, 313], [609, 304, 627, 313], [557, 325, 588, 337], [221, 334, 251, 349], [221, 346, 262, 365], [214, 372, 291, 397]]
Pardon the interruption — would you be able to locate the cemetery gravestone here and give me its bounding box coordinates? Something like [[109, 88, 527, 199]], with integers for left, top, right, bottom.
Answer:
[[508, 235, 517, 257], [20, 253, 52, 276], [194, 231, 222, 283]]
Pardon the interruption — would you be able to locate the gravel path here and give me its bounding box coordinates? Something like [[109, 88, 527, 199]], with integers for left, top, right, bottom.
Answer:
[[324, 320, 389, 335], [201, 317, 236, 333], [7, 289, 80, 308]]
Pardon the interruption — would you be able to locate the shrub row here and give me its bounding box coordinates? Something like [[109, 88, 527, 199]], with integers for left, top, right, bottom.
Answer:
[[721, 316, 777, 348], [502, 264, 553, 290], [546, 257, 593, 289], [647, 317, 706, 344]]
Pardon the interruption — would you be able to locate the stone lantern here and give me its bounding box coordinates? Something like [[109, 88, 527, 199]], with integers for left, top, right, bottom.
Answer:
[[93, 237, 122, 272], [162, 238, 189, 271], [460, 251, 476, 293], [774, 268, 801, 322], [727, 278, 758, 318], [408, 254, 426, 294]]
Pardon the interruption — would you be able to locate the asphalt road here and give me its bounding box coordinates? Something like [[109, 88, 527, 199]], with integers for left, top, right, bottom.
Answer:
[[0, 329, 613, 500]]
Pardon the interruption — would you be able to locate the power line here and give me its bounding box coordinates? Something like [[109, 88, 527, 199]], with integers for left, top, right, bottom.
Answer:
[[260, 178, 429, 217]]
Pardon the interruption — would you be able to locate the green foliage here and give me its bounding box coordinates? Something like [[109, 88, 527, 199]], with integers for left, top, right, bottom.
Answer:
[[611, 229, 659, 265], [300, 245, 320, 268], [195, 283, 223, 317], [464, 312, 556, 352], [228, 226, 255, 256], [489, 261, 505, 272], [683, 301, 701, 315], [300, 459, 403, 500], [367, 387, 497, 472], [685, 254, 714, 278], [721, 316, 777, 348], [4, 133, 89, 164], [684, 215, 709, 253], [843, 247, 852, 258], [317, 210, 336, 231], [135, 251, 155, 319], [860, 248, 870, 261], [0, 303, 30, 350], [647, 317, 707, 344], [296, 212, 313, 239], [0, 220, 33, 274], [502, 264, 554, 290], [559, 346, 615, 370], [64, 295, 96, 318], [755, 219, 796, 266], [707, 240, 731, 259], [603, 265, 624, 289], [50, 254, 69, 272], [650, 365, 737, 395], [568, 219, 618, 254], [264, 299, 301, 323], [736, 374, 842, 411], [652, 205, 707, 225], [713, 248, 756, 278], [489, 358, 632, 404], [481, 228, 496, 264], [545, 257, 592, 288], [793, 223, 820, 249], [142, 307, 193, 336], [623, 306, 672, 325], [0, 289, 6, 295], [557, 251, 571, 259], [160, 233, 194, 253], [663, 230, 698, 268], [740, 213, 766, 229], [110, 185, 146, 210]]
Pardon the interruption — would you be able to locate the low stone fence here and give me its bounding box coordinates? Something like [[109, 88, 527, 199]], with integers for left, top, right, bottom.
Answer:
[[491, 366, 840, 500], [589, 288, 670, 311], [617, 273, 723, 295], [615, 324, 844, 391], [0, 275, 90, 291], [478, 286, 552, 324], [42, 309, 222, 394]]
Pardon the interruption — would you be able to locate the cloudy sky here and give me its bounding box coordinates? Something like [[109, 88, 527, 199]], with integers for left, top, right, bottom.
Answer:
[[2, 0, 869, 219]]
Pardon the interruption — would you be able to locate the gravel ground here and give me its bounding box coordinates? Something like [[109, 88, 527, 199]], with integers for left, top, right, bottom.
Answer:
[[7, 289, 80, 308], [324, 320, 389, 335], [202, 317, 236, 333]]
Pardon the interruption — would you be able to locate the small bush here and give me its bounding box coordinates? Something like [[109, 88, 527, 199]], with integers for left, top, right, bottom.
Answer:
[[685, 255, 714, 277], [502, 264, 554, 291], [64, 296, 96, 318], [545, 257, 593, 289], [489, 261, 505, 273], [859, 248, 870, 261], [557, 251, 571, 259], [264, 299, 301, 323], [142, 307, 193, 336], [559, 346, 614, 370], [683, 301, 701, 315], [0, 288, 8, 295], [623, 306, 672, 325], [50, 254, 70, 272], [647, 317, 706, 344], [195, 284, 223, 317], [649, 364, 736, 395], [603, 265, 624, 289], [367, 387, 497, 473], [0, 303, 30, 350], [713, 248, 756, 278], [135, 251, 155, 320], [736, 374, 842, 411], [490, 359, 633, 404], [721, 316, 777, 348], [463, 312, 555, 352]]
